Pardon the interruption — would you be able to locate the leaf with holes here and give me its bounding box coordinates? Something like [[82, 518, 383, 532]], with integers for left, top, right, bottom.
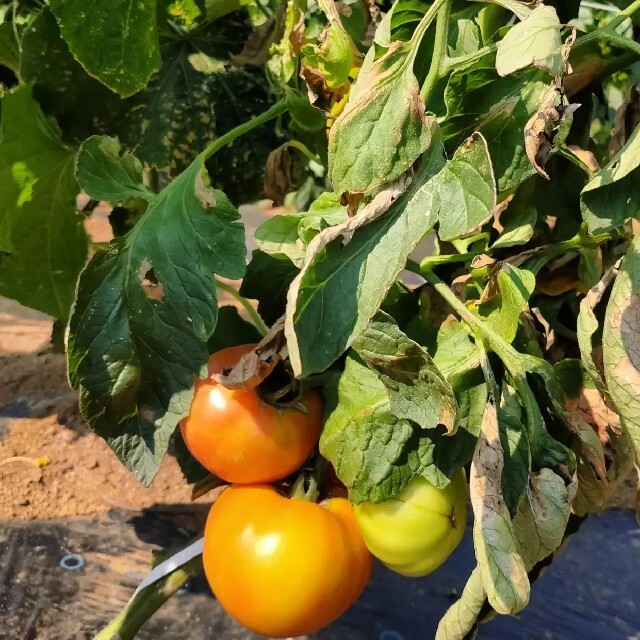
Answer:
[[67, 136, 245, 485]]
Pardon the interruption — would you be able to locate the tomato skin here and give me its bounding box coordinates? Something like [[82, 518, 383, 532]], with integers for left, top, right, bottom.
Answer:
[[354, 470, 467, 577], [180, 344, 323, 483], [203, 484, 372, 638]]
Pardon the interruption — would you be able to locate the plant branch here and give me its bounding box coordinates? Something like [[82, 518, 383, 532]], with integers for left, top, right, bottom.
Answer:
[[200, 99, 287, 162], [420, 0, 453, 105], [575, 0, 640, 52], [94, 554, 203, 640], [215, 278, 268, 336]]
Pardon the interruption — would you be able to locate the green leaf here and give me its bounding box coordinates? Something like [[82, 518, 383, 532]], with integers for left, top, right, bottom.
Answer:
[[255, 214, 305, 265], [0, 22, 20, 75], [443, 67, 548, 193], [448, 19, 481, 58], [480, 265, 536, 344], [239, 250, 299, 326], [498, 382, 531, 515], [320, 353, 476, 504], [581, 125, 640, 233], [492, 205, 536, 249], [297, 191, 348, 243], [163, 0, 203, 26], [496, 6, 564, 77], [207, 305, 262, 353], [19, 8, 124, 143], [67, 137, 246, 485], [352, 311, 458, 433], [603, 232, 640, 462], [49, 0, 161, 97], [513, 468, 576, 570], [286, 137, 446, 377], [470, 397, 530, 615], [436, 132, 496, 242], [0, 85, 87, 319], [328, 39, 436, 196]]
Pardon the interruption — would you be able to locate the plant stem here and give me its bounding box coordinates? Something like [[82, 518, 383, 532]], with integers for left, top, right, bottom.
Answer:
[[410, 0, 449, 52], [215, 278, 268, 336], [200, 100, 287, 162], [575, 0, 640, 52], [420, 0, 453, 105], [440, 42, 498, 75], [418, 251, 477, 271], [290, 455, 327, 502], [94, 555, 203, 640], [600, 29, 640, 56], [286, 139, 322, 165]]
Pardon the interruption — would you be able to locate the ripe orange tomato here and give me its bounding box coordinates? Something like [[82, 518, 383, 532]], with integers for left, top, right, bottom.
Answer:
[[203, 484, 372, 637], [180, 344, 323, 483]]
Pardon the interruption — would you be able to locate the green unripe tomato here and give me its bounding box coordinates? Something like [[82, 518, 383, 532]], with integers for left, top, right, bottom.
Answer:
[[354, 470, 467, 577]]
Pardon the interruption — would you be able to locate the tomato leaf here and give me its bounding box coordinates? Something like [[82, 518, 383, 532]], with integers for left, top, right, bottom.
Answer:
[[498, 383, 531, 515], [67, 136, 245, 485], [49, 0, 161, 97], [0, 85, 87, 319], [603, 233, 640, 463], [476, 0, 532, 21], [239, 250, 299, 326], [286, 138, 446, 377], [328, 39, 436, 197], [443, 66, 548, 193], [437, 132, 496, 242], [492, 204, 536, 249], [435, 567, 485, 640], [321, 353, 477, 503], [471, 394, 530, 615], [0, 22, 20, 76], [255, 214, 305, 266], [352, 311, 458, 433], [513, 468, 576, 570], [480, 265, 536, 344], [581, 124, 640, 233], [495, 6, 564, 78]]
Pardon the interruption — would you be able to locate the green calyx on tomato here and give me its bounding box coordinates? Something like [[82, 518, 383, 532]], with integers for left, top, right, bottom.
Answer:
[[354, 470, 468, 577]]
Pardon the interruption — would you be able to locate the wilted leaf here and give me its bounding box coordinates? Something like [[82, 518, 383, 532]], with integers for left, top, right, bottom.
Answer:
[[321, 353, 477, 503], [470, 394, 530, 615], [437, 133, 497, 242], [577, 259, 623, 392], [0, 86, 87, 319], [286, 138, 445, 377], [329, 39, 436, 196], [581, 125, 640, 233], [352, 311, 458, 433], [267, 0, 305, 83], [435, 568, 485, 640], [215, 317, 287, 390], [50, 0, 161, 97], [496, 6, 564, 78], [512, 468, 575, 570], [67, 137, 245, 485], [603, 233, 640, 462], [264, 143, 304, 207]]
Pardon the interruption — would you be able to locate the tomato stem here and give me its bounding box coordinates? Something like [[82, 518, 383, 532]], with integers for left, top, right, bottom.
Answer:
[[215, 278, 269, 336], [290, 455, 327, 502], [420, 0, 452, 105], [94, 553, 203, 640]]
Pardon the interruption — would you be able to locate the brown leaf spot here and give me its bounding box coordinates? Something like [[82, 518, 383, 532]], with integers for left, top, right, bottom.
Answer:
[[264, 144, 303, 207], [612, 293, 640, 400]]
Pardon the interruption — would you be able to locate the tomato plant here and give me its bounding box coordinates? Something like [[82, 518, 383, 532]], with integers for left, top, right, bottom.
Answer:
[[181, 344, 323, 483], [203, 484, 372, 637], [2, 0, 640, 638], [355, 470, 468, 577]]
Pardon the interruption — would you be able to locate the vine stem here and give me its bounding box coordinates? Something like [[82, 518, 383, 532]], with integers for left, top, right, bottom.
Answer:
[[420, 0, 453, 105], [215, 278, 268, 336], [94, 555, 203, 640], [200, 99, 287, 162]]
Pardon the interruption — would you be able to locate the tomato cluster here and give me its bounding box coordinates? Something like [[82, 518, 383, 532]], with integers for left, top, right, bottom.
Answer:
[[182, 345, 467, 637]]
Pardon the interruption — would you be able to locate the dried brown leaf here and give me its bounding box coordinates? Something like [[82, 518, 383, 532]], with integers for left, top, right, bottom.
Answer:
[[610, 85, 640, 158], [264, 143, 304, 206], [566, 145, 600, 173], [214, 316, 288, 390]]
